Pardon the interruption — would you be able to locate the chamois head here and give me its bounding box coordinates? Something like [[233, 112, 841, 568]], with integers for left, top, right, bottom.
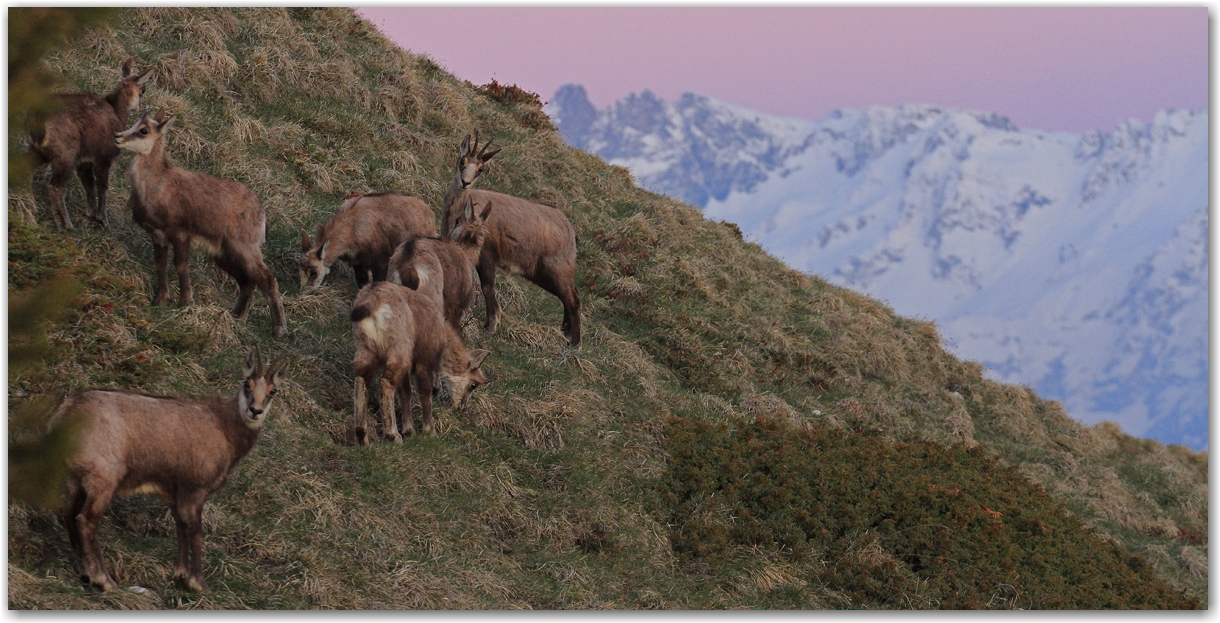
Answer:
[[442, 348, 492, 408], [114, 107, 173, 155], [237, 346, 287, 429], [455, 130, 500, 189], [448, 194, 494, 246], [297, 230, 331, 290], [115, 57, 155, 112]]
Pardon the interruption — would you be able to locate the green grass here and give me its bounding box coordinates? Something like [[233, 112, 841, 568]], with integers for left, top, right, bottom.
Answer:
[[8, 7, 1207, 609]]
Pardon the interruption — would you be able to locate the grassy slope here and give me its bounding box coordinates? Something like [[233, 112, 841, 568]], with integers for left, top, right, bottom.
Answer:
[[7, 8, 1206, 609]]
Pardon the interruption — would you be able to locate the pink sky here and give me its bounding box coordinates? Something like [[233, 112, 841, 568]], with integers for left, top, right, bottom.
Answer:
[[356, 7, 1207, 133]]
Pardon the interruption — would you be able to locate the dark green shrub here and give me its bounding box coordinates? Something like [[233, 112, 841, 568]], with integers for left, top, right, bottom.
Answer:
[[660, 415, 1198, 609]]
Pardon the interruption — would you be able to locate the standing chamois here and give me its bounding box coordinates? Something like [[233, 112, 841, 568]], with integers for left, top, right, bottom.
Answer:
[[116, 108, 288, 337], [298, 191, 437, 290], [52, 347, 287, 593], [441, 131, 582, 346], [29, 57, 153, 230], [350, 281, 491, 444], [388, 194, 491, 332]]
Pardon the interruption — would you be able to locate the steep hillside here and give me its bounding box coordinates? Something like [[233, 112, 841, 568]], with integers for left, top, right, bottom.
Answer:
[[8, 8, 1206, 609], [548, 86, 1209, 451]]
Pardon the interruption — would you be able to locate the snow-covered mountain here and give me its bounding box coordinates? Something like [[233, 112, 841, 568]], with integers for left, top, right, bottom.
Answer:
[[549, 84, 1209, 450]]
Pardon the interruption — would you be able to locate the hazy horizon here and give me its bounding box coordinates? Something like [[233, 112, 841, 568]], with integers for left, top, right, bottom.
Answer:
[[357, 6, 1207, 133]]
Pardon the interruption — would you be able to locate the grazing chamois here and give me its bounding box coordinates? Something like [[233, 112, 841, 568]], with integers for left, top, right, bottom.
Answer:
[[29, 57, 154, 230], [298, 191, 437, 290], [388, 194, 491, 332], [116, 108, 288, 337], [350, 282, 491, 444], [441, 131, 582, 346], [52, 346, 286, 593]]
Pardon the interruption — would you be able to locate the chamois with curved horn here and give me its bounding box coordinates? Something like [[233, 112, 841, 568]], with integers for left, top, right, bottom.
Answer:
[[116, 108, 288, 337], [441, 131, 582, 346], [297, 191, 437, 291], [350, 281, 492, 444], [389, 194, 491, 332], [29, 57, 154, 229], [52, 346, 286, 593]]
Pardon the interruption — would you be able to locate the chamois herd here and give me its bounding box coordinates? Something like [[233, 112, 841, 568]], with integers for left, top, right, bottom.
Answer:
[[30, 59, 582, 593]]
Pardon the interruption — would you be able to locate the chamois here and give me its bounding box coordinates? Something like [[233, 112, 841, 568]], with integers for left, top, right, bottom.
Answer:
[[52, 347, 287, 593], [116, 108, 288, 337], [441, 132, 582, 346], [388, 194, 491, 332], [298, 191, 438, 290], [29, 57, 153, 230], [350, 282, 491, 444]]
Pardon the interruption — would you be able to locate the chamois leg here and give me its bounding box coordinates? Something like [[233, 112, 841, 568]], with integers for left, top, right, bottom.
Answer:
[[396, 375, 414, 437], [353, 353, 378, 446], [370, 262, 389, 284], [76, 163, 98, 225], [76, 482, 118, 592], [379, 367, 404, 443], [171, 234, 193, 307], [61, 487, 87, 574], [476, 255, 501, 334], [172, 490, 208, 592], [416, 369, 436, 435], [353, 264, 371, 289], [151, 235, 171, 306], [251, 258, 287, 338], [47, 162, 75, 230], [169, 504, 191, 587], [532, 262, 583, 347], [92, 161, 112, 229], [215, 252, 257, 321]]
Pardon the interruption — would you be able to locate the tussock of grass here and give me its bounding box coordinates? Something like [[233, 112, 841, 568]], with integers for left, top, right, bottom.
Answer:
[[9, 7, 1206, 609]]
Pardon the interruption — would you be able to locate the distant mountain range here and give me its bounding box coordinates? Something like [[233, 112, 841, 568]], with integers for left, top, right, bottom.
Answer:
[[548, 84, 1208, 450]]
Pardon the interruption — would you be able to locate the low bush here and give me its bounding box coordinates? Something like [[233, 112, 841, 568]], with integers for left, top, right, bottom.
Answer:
[[660, 415, 1199, 609]]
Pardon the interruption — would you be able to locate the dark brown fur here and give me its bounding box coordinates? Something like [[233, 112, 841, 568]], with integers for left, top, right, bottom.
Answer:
[[350, 282, 490, 444], [298, 192, 438, 290], [29, 58, 153, 230], [51, 347, 286, 593], [117, 108, 287, 337]]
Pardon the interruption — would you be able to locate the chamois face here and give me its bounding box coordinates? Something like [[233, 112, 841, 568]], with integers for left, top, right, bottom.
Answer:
[[449, 195, 493, 246], [116, 58, 155, 112], [115, 108, 173, 155], [296, 231, 331, 289], [237, 347, 287, 429], [455, 131, 500, 188], [443, 349, 492, 408]]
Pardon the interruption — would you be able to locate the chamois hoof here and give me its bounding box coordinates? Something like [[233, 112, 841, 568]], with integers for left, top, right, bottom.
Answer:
[[387, 433, 403, 444], [355, 428, 370, 446], [173, 572, 206, 593], [86, 573, 119, 593], [272, 325, 288, 338]]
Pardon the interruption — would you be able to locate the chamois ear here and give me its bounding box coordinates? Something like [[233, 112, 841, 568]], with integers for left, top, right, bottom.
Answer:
[[243, 346, 261, 378], [480, 147, 501, 163], [462, 195, 475, 222], [468, 349, 491, 371], [267, 359, 288, 385], [136, 68, 155, 86], [459, 134, 471, 156], [120, 57, 134, 78], [478, 202, 494, 222], [318, 238, 330, 261], [159, 114, 176, 133], [153, 107, 168, 124], [300, 230, 312, 252]]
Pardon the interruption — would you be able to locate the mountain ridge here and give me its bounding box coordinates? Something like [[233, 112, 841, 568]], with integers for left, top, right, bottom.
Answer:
[[548, 84, 1208, 450]]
